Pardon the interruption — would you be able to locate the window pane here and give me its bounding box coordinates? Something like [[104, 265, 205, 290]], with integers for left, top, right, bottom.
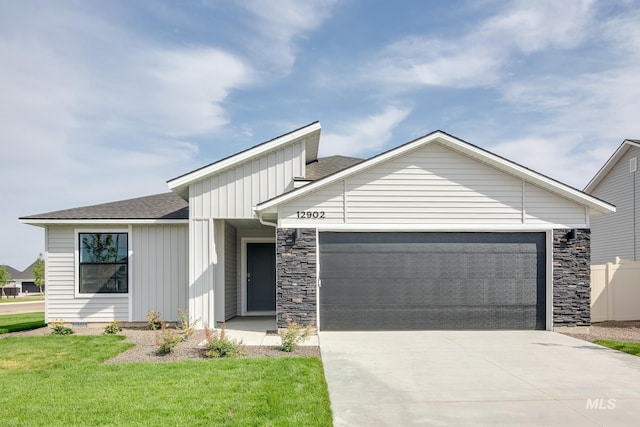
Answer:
[[79, 264, 128, 294], [80, 233, 127, 263]]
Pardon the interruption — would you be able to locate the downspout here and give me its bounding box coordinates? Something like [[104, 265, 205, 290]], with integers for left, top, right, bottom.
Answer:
[[257, 213, 277, 228]]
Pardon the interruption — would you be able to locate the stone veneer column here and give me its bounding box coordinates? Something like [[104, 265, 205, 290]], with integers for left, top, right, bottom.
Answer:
[[276, 228, 317, 328], [553, 229, 591, 327]]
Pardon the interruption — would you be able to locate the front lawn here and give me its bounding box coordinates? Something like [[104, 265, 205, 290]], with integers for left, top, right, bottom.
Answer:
[[0, 312, 45, 334], [594, 339, 640, 357], [0, 335, 333, 426]]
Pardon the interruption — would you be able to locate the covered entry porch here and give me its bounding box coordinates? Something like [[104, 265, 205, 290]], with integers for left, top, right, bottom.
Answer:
[[189, 218, 277, 328]]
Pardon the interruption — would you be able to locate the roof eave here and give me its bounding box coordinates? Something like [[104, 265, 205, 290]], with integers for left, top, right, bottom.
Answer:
[[19, 218, 188, 226], [167, 122, 321, 195], [584, 139, 640, 193], [256, 130, 616, 215]]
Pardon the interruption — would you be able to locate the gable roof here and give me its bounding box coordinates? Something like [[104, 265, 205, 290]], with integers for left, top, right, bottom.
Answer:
[[304, 155, 363, 180], [20, 192, 188, 225], [0, 265, 21, 280], [256, 130, 616, 216], [167, 121, 321, 198], [584, 139, 640, 193]]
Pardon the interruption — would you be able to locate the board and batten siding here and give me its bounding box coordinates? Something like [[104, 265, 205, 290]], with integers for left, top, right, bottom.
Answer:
[[190, 140, 306, 219], [189, 218, 226, 327], [589, 145, 640, 264], [130, 225, 188, 322], [278, 142, 588, 228], [224, 222, 237, 320], [45, 225, 128, 323]]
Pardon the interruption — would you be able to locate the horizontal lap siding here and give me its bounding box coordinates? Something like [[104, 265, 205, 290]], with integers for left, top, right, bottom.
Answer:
[[346, 144, 522, 223], [524, 183, 586, 226], [277, 142, 589, 228], [131, 225, 188, 322], [190, 140, 305, 218], [46, 226, 128, 323], [280, 181, 345, 223], [589, 146, 640, 264]]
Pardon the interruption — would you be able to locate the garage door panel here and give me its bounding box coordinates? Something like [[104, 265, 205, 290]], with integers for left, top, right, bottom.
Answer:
[[321, 253, 539, 279], [321, 278, 538, 305], [319, 232, 546, 330], [321, 305, 545, 330]]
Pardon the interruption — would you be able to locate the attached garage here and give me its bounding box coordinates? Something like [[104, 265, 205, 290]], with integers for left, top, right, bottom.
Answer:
[[256, 130, 615, 331], [319, 232, 546, 331]]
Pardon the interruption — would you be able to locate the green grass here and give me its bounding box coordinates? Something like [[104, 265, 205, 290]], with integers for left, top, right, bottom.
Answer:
[[594, 339, 640, 357], [0, 335, 333, 426], [0, 312, 45, 334], [0, 295, 44, 303]]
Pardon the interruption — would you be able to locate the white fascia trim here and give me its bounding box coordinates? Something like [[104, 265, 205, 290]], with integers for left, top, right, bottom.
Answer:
[[167, 122, 322, 191], [20, 219, 188, 225], [256, 131, 615, 215], [280, 223, 568, 232], [584, 139, 640, 193]]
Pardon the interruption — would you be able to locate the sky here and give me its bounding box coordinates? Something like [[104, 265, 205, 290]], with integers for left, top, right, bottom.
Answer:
[[2, 0, 640, 269]]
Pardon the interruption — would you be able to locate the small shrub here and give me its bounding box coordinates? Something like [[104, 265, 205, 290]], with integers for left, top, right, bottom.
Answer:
[[146, 309, 162, 330], [155, 323, 182, 354], [279, 317, 315, 352], [176, 308, 198, 337], [103, 320, 122, 335], [204, 323, 243, 358], [50, 318, 74, 335]]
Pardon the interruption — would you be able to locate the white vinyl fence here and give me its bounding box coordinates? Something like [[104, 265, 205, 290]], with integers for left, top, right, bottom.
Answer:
[[591, 258, 640, 322]]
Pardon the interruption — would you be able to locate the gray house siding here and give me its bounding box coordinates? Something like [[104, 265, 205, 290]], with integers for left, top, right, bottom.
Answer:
[[590, 145, 640, 263]]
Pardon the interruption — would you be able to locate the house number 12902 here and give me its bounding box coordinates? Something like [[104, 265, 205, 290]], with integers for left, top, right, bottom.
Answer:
[[296, 211, 325, 219]]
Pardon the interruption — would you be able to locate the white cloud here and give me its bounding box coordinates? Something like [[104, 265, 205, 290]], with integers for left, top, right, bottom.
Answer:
[[238, 0, 337, 74], [367, 0, 595, 88], [320, 106, 412, 157]]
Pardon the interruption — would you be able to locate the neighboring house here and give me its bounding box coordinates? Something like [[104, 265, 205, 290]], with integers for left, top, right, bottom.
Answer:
[[0, 262, 41, 294], [585, 139, 640, 264], [20, 123, 615, 330], [14, 261, 40, 293], [0, 265, 22, 291]]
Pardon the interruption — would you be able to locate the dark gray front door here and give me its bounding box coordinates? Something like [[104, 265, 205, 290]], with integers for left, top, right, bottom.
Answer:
[[247, 243, 276, 312], [319, 232, 546, 331]]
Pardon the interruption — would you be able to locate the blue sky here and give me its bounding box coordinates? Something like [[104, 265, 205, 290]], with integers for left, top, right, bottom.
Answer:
[[2, 0, 640, 269]]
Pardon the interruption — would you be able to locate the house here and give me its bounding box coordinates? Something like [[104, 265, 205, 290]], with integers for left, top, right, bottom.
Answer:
[[0, 265, 22, 296], [584, 139, 640, 264], [14, 260, 40, 293], [20, 123, 615, 330]]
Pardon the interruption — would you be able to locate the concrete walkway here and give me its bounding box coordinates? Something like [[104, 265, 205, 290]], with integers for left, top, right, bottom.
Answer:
[[319, 331, 640, 426], [222, 316, 318, 346]]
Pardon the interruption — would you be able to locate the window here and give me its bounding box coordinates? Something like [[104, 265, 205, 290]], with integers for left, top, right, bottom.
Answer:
[[79, 233, 128, 294]]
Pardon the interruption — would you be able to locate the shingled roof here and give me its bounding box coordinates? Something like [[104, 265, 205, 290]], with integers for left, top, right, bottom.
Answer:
[[20, 155, 360, 223], [304, 155, 363, 180], [20, 192, 188, 221]]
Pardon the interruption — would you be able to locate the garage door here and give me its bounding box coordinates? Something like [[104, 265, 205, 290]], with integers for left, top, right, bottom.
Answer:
[[319, 232, 546, 331]]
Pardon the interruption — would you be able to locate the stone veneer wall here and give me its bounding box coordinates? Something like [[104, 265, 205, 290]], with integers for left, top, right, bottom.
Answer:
[[553, 229, 591, 327], [276, 228, 317, 328]]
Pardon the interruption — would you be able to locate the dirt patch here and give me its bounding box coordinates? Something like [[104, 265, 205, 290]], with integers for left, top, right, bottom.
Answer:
[[560, 320, 640, 343]]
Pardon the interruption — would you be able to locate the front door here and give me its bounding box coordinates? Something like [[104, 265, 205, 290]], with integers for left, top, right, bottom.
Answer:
[[246, 242, 276, 312]]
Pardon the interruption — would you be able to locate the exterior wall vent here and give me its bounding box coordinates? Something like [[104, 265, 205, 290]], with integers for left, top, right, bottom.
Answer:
[[631, 157, 637, 173]]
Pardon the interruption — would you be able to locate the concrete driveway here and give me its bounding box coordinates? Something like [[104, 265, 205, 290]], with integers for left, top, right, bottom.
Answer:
[[319, 331, 640, 426]]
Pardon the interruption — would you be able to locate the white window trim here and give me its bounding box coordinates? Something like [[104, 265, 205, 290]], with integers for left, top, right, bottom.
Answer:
[[239, 236, 276, 316], [74, 228, 130, 298]]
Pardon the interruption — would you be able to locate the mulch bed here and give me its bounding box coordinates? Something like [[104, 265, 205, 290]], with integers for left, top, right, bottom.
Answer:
[[2, 326, 321, 363]]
